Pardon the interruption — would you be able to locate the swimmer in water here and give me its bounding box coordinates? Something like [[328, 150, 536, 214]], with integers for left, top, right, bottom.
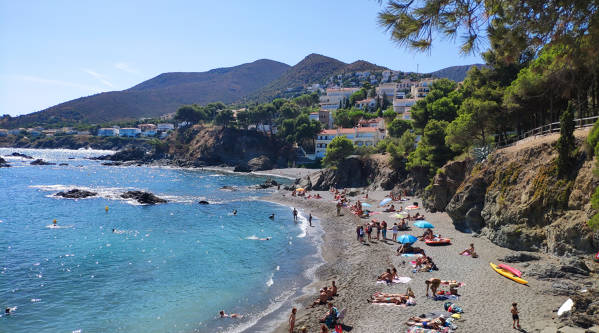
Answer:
[[219, 310, 241, 318], [112, 229, 116, 233], [259, 237, 271, 241], [269, 214, 275, 219], [233, 209, 237, 215], [52, 219, 57, 226]]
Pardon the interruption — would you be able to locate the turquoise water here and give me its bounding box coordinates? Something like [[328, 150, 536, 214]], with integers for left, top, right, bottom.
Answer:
[[0, 148, 321, 333]]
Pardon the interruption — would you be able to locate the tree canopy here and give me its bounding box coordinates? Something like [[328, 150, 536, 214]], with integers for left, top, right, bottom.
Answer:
[[323, 136, 355, 167]]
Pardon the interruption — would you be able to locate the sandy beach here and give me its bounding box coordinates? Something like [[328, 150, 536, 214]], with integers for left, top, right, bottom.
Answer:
[[266, 188, 576, 333]]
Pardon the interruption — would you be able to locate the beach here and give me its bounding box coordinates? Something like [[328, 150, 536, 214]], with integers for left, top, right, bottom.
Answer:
[[267, 188, 571, 333]]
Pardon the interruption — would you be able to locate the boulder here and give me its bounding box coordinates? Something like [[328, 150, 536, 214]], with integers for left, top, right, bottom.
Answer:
[[120, 191, 167, 205], [247, 155, 273, 171], [11, 152, 33, 159], [0, 157, 10, 168], [251, 179, 279, 189], [198, 200, 209, 205], [30, 159, 56, 165], [559, 289, 599, 329], [59, 163, 69, 166], [99, 148, 147, 162], [499, 252, 541, 263], [102, 162, 123, 166], [55, 189, 97, 199], [233, 163, 251, 172]]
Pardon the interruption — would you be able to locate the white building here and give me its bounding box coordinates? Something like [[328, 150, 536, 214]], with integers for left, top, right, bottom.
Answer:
[[356, 98, 376, 110], [119, 128, 141, 137], [393, 98, 417, 114], [157, 123, 175, 131], [315, 127, 386, 158], [376, 83, 397, 99], [98, 128, 119, 137], [309, 112, 319, 122], [358, 117, 385, 129]]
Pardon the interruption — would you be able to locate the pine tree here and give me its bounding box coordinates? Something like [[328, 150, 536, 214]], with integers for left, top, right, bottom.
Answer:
[[556, 102, 576, 177]]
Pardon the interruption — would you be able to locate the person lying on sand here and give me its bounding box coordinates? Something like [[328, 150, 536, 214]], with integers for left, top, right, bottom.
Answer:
[[377, 268, 393, 283], [391, 268, 399, 280], [420, 228, 434, 240], [396, 244, 425, 255], [367, 294, 408, 305], [413, 213, 424, 220], [219, 310, 241, 318], [384, 204, 395, 212], [309, 288, 329, 308], [406, 316, 446, 329], [459, 243, 478, 257]]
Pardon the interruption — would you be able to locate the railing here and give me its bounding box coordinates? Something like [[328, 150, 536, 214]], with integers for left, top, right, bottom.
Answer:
[[494, 115, 599, 149]]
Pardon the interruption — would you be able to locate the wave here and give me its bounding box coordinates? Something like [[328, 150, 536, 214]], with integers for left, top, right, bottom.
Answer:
[[266, 273, 274, 287]]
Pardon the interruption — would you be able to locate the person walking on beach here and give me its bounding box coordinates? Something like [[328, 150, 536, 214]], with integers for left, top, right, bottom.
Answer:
[[391, 223, 398, 242], [293, 208, 298, 222], [511, 302, 520, 329], [309, 213, 312, 227], [288, 307, 297, 333]]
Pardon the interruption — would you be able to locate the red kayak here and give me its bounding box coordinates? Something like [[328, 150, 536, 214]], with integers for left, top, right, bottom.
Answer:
[[498, 263, 522, 277], [425, 238, 451, 245]]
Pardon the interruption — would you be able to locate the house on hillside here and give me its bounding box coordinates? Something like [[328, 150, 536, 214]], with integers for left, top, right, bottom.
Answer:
[[318, 110, 333, 129], [376, 83, 397, 99], [356, 98, 376, 110], [315, 127, 386, 158], [119, 128, 141, 137], [358, 117, 385, 129], [98, 128, 119, 137], [139, 124, 157, 137], [410, 78, 435, 98], [393, 98, 417, 114], [157, 123, 175, 131]]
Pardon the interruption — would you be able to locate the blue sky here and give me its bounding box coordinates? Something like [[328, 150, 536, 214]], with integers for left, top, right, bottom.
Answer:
[[0, 0, 482, 116]]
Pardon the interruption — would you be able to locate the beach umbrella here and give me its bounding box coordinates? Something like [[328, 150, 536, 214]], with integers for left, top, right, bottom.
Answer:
[[361, 202, 372, 208], [379, 198, 392, 206], [414, 221, 435, 229], [405, 205, 419, 210], [397, 234, 418, 244], [394, 212, 408, 218]]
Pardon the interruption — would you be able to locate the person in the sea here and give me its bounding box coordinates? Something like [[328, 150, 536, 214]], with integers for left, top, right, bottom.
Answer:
[[293, 208, 298, 221], [309, 213, 312, 227], [259, 237, 271, 241], [219, 310, 240, 318], [288, 307, 297, 333], [232, 209, 237, 216], [52, 219, 57, 226], [5, 307, 11, 316], [269, 213, 275, 219], [511, 302, 520, 329], [112, 228, 116, 233]]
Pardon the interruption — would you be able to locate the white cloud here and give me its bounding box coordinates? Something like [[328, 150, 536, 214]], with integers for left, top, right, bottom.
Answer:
[[82, 68, 114, 88], [15, 75, 101, 91], [114, 62, 138, 74]]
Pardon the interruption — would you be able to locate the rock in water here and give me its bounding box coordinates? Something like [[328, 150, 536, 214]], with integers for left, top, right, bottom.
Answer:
[[30, 159, 56, 165], [121, 191, 167, 205], [198, 200, 209, 205], [55, 189, 97, 199], [11, 152, 33, 159], [0, 157, 10, 168]]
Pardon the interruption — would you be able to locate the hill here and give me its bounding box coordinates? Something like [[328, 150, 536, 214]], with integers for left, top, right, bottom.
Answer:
[[428, 64, 486, 82], [5, 59, 290, 127], [249, 54, 387, 101]]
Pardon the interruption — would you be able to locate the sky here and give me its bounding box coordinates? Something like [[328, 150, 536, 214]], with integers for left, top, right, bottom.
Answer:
[[0, 0, 483, 117]]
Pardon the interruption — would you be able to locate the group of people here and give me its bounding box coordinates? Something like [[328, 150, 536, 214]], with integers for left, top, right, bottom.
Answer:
[[308, 281, 338, 308]]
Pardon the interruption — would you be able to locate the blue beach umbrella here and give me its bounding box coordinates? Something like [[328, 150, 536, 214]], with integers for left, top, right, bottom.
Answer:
[[414, 221, 435, 229], [379, 198, 392, 206], [397, 234, 418, 244], [361, 202, 372, 208]]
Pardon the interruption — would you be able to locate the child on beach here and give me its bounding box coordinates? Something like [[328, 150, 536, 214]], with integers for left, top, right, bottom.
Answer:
[[511, 302, 520, 329]]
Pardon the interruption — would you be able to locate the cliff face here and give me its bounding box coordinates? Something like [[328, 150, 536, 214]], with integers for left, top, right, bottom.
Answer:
[[439, 132, 599, 254], [168, 126, 295, 170], [299, 154, 406, 191]]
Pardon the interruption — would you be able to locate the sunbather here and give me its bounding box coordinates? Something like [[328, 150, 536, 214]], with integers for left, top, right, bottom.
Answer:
[[309, 288, 329, 307], [384, 204, 395, 212], [377, 269, 393, 283], [459, 243, 478, 257], [406, 316, 446, 329], [396, 244, 425, 255]]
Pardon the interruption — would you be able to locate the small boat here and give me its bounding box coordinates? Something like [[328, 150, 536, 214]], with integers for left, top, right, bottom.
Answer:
[[498, 263, 522, 277], [490, 262, 528, 285], [425, 238, 451, 245]]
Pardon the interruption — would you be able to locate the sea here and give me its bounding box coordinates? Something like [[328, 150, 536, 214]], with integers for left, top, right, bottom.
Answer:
[[0, 148, 323, 333]]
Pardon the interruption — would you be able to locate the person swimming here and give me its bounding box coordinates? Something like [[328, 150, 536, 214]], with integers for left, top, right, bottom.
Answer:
[[259, 237, 271, 241], [52, 219, 57, 225], [112, 228, 116, 233], [232, 209, 237, 215], [269, 213, 275, 219], [219, 310, 241, 318]]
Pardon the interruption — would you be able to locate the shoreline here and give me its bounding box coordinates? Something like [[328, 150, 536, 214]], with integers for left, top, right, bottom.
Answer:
[[265, 189, 586, 333]]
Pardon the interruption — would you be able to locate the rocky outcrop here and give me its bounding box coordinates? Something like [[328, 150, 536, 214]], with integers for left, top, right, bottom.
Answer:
[[55, 189, 97, 199], [99, 147, 147, 162], [298, 154, 405, 191], [251, 179, 279, 189], [10, 152, 33, 159], [171, 126, 294, 169], [423, 158, 473, 212], [121, 191, 167, 205], [30, 159, 56, 165], [444, 132, 599, 254], [0, 157, 9, 167], [558, 289, 599, 329], [498, 252, 540, 263]]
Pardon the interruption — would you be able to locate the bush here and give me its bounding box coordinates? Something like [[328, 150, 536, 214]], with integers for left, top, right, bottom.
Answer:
[[323, 136, 354, 167], [556, 103, 575, 177]]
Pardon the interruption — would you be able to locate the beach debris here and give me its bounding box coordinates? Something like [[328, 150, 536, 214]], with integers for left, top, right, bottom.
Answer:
[[121, 191, 167, 205], [55, 189, 97, 199]]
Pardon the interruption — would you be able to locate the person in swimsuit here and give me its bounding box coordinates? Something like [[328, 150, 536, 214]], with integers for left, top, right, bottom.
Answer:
[[269, 214, 275, 219], [219, 310, 240, 318], [293, 208, 298, 221], [425, 278, 441, 297], [511, 302, 520, 329], [233, 209, 237, 215], [288, 307, 297, 333], [309, 288, 329, 308], [377, 269, 393, 283], [309, 213, 312, 227], [391, 223, 398, 241], [330, 280, 337, 296], [381, 220, 387, 240]]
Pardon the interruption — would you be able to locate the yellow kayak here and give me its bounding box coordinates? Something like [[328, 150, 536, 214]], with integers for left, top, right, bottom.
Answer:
[[490, 262, 528, 285]]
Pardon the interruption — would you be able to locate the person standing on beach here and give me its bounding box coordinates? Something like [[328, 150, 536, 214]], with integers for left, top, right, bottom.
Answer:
[[293, 208, 298, 222], [511, 303, 520, 329], [336, 202, 341, 216], [391, 223, 398, 241], [356, 225, 361, 241], [309, 213, 312, 227], [288, 307, 297, 333], [381, 220, 387, 240], [366, 223, 372, 241]]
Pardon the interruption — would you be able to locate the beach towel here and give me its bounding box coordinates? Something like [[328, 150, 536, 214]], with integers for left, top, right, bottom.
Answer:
[[376, 276, 412, 284], [406, 327, 451, 333], [400, 253, 423, 257], [433, 294, 459, 301]]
